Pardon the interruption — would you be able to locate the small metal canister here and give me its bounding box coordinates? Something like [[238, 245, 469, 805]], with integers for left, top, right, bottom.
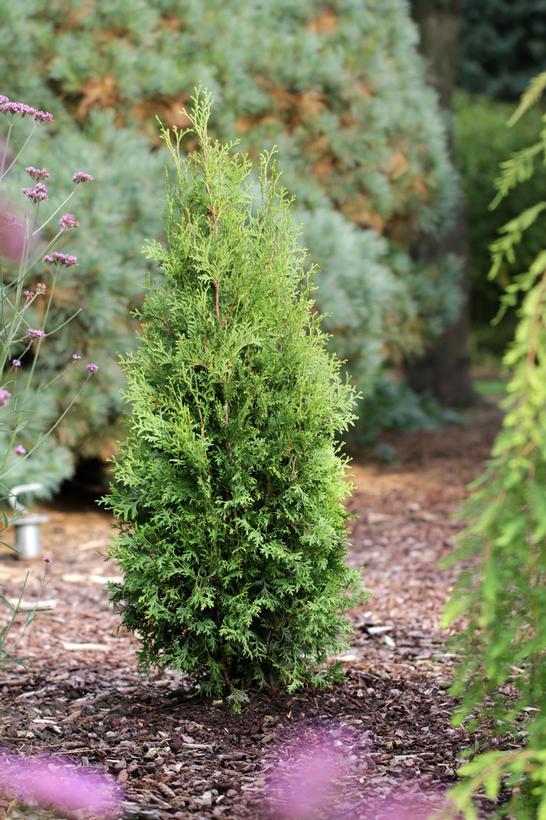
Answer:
[[8, 483, 49, 559]]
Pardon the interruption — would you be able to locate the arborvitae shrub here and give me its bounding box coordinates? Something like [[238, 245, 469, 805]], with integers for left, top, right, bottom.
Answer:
[[105, 93, 364, 704], [0, 0, 459, 490]]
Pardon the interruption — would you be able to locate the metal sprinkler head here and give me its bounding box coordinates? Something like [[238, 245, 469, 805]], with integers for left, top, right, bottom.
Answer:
[[8, 483, 49, 559]]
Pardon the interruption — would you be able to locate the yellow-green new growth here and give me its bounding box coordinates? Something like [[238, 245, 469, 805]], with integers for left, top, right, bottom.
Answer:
[[445, 75, 546, 818]]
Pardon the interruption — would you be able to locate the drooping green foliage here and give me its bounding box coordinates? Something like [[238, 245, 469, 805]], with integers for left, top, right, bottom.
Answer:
[[104, 92, 364, 705], [0, 0, 459, 491], [445, 73, 546, 818], [453, 91, 546, 350], [458, 0, 546, 101]]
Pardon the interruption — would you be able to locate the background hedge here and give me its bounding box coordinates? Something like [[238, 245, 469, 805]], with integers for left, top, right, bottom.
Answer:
[[454, 91, 546, 353], [458, 0, 546, 101], [0, 0, 459, 492]]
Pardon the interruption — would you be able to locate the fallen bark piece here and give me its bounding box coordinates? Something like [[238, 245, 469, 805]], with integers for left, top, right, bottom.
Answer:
[[62, 573, 122, 585], [89, 574, 122, 585], [7, 598, 57, 611], [366, 625, 393, 635], [62, 642, 110, 652], [79, 538, 107, 551], [367, 512, 391, 524]]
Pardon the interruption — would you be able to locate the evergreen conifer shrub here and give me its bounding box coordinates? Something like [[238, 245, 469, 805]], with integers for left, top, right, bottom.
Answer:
[[105, 92, 364, 704]]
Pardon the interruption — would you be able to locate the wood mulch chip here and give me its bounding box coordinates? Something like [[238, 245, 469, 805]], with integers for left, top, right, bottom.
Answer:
[[0, 407, 505, 819]]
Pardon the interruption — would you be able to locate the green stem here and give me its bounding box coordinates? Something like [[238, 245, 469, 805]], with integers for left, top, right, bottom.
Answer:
[[0, 122, 37, 182]]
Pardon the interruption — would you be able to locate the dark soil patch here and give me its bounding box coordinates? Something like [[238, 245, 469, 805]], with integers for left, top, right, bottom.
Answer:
[[0, 408, 503, 818]]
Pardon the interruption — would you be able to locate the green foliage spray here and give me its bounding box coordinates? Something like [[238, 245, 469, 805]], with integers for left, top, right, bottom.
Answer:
[[104, 92, 364, 706], [445, 73, 546, 818]]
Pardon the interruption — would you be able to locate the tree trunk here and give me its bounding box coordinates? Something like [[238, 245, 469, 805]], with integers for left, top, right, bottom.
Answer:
[[406, 0, 477, 407]]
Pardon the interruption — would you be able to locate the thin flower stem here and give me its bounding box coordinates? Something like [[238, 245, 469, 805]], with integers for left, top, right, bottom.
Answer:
[[0, 121, 13, 176], [39, 307, 82, 338], [0, 211, 34, 373], [33, 189, 76, 235], [26, 229, 63, 272], [36, 369, 68, 394], [0, 267, 55, 475], [0, 375, 93, 482], [0, 122, 37, 182]]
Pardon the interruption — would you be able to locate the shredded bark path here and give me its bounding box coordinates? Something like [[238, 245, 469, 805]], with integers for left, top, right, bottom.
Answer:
[[0, 409, 503, 819]]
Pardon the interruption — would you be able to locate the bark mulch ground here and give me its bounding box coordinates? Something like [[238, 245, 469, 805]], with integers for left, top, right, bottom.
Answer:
[[0, 407, 504, 819]]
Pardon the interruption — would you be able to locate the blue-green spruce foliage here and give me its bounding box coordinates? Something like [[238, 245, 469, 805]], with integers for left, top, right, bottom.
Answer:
[[0, 0, 459, 489]]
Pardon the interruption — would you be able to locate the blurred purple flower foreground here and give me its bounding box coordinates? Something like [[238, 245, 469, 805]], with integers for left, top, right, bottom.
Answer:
[[266, 725, 354, 819], [265, 723, 447, 820], [0, 753, 122, 818], [0, 210, 25, 263], [362, 788, 449, 820]]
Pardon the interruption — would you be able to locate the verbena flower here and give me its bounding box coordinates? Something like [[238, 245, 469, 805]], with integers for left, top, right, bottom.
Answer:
[[26, 166, 50, 182], [0, 101, 36, 118], [86, 362, 99, 373], [23, 289, 34, 299], [43, 252, 77, 266], [27, 328, 46, 339], [71, 353, 82, 361], [22, 182, 48, 203], [14, 445, 27, 455], [59, 213, 79, 230], [11, 359, 22, 368], [0, 101, 53, 122], [0, 387, 12, 406], [33, 110, 54, 124], [72, 171, 94, 184]]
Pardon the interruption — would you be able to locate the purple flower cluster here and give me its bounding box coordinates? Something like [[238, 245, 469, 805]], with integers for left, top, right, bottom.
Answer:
[[43, 251, 77, 267], [22, 182, 48, 203], [70, 355, 99, 373], [0, 387, 12, 406], [27, 328, 46, 339], [26, 166, 50, 182], [12, 358, 22, 368], [59, 213, 79, 230], [0, 97, 53, 124], [14, 444, 27, 455], [72, 171, 94, 184]]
